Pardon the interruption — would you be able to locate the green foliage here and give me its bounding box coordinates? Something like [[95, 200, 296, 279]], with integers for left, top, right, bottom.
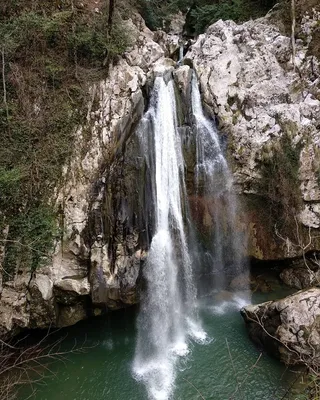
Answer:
[[108, 23, 133, 58], [136, 0, 277, 34], [0, 3, 132, 276], [189, 0, 278, 34], [0, 168, 23, 212], [135, 0, 192, 30], [3, 206, 57, 278], [136, 0, 166, 30], [190, 0, 244, 34]]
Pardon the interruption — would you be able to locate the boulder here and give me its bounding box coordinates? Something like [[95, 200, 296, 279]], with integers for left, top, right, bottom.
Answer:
[[0, 287, 29, 337], [53, 277, 90, 305], [280, 266, 320, 289], [29, 274, 56, 329], [57, 303, 88, 328], [241, 288, 320, 367]]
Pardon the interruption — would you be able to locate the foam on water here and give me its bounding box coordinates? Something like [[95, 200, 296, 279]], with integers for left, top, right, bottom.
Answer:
[[133, 72, 249, 400], [210, 294, 251, 315], [133, 76, 204, 400]]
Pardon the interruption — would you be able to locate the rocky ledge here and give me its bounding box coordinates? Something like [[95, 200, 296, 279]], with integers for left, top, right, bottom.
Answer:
[[241, 288, 320, 367]]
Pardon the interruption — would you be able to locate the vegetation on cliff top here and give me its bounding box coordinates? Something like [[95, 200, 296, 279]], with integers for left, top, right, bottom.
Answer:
[[137, 0, 277, 34], [0, 0, 132, 277]]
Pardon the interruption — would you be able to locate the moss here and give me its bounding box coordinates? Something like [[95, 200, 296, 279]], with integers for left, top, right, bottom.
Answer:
[[232, 110, 241, 125]]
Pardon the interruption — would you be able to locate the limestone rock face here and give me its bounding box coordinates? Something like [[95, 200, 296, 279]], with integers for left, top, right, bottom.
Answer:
[[280, 267, 320, 289], [0, 287, 29, 337], [0, 14, 165, 337], [280, 258, 320, 289], [241, 288, 320, 366], [2, 10, 320, 336], [187, 15, 320, 259]]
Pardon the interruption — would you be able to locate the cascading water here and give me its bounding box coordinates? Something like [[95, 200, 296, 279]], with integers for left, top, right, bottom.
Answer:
[[133, 69, 248, 400], [190, 73, 248, 300], [133, 71, 206, 400]]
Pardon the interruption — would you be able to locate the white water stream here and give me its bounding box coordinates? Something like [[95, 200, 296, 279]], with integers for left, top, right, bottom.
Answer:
[[133, 75, 207, 400], [133, 71, 247, 400], [191, 74, 247, 291]]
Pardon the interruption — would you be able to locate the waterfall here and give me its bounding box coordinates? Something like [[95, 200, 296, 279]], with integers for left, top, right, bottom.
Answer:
[[133, 74, 206, 400], [191, 73, 248, 295], [133, 69, 248, 400]]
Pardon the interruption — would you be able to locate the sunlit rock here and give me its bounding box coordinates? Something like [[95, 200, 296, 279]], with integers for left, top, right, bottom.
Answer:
[[241, 288, 320, 366]]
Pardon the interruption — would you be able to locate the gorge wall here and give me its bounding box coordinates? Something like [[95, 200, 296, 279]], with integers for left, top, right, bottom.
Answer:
[[188, 9, 320, 260], [1, 6, 320, 336]]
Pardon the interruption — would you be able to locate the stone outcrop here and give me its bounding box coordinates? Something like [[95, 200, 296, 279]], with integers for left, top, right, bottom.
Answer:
[[0, 14, 165, 337], [279, 257, 320, 289], [241, 288, 320, 367], [187, 12, 320, 260]]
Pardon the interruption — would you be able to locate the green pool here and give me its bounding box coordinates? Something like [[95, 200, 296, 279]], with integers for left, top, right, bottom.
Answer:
[[20, 286, 297, 400]]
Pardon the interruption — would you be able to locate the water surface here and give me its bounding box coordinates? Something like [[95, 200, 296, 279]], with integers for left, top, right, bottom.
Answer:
[[21, 288, 296, 400]]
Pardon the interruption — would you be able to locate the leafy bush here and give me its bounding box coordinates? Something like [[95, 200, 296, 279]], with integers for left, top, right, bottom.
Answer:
[[3, 206, 57, 277], [107, 22, 133, 58], [0, 168, 23, 212], [190, 1, 244, 34], [188, 0, 278, 34]]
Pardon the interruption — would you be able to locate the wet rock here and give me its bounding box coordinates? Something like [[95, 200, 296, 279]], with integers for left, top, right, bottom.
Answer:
[[187, 16, 320, 260], [90, 239, 144, 309], [173, 65, 192, 99], [57, 303, 88, 328], [280, 265, 320, 289], [230, 273, 272, 293], [241, 288, 320, 366], [29, 274, 56, 329]]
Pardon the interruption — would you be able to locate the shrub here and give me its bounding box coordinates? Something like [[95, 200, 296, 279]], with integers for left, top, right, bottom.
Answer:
[[188, 0, 278, 34], [3, 206, 57, 278]]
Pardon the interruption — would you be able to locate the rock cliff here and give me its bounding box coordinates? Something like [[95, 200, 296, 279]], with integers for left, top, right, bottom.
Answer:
[[0, 14, 168, 336], [187, 10, 320, 260], [2, 7, 320, 336]]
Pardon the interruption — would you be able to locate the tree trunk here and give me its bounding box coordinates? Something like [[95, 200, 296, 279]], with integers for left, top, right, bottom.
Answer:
[[108, 0, 116, 36], [1, 48, 9, 123], [291, 0, 296, 71]]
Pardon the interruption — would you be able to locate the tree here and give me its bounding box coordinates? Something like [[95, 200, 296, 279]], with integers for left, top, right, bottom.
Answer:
[[108, 0, 116, 35], [0, 331, 90, 400]]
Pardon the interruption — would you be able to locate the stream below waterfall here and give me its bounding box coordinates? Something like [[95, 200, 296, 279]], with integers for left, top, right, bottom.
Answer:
[[20, 283, 297, 400]]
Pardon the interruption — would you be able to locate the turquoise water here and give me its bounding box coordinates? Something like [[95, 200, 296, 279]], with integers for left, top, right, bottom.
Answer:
[[20, 287, 296, 400]]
